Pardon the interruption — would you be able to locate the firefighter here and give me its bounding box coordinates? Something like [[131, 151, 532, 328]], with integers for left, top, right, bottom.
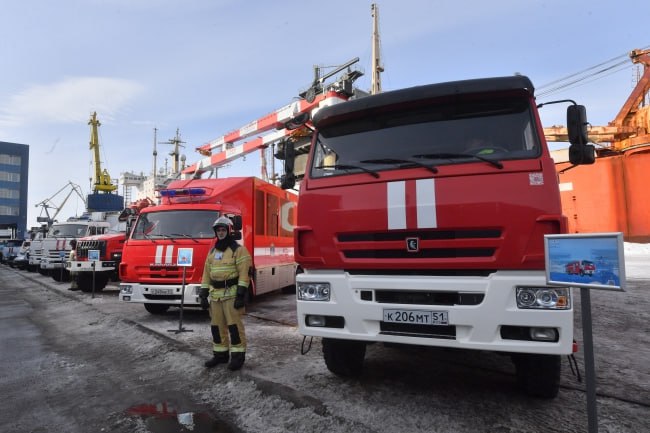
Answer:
[[199, 216, 251, 371], [67, 239, 79, 291]]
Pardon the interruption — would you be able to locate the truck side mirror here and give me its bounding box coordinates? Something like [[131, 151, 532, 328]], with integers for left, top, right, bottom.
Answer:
[[281, 140, 296, 190], [568, 143, 596, 165], [280, 173, 296, 190], [230, 215, 242, 231], [567, 105, 588, 145], [227, 215, 243, 240], [567, 104, 596, 165]]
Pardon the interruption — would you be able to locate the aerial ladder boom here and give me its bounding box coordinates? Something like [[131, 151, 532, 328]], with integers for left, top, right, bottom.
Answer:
[[182, 58, 364, 180], [89, 112, 117, 193], [182, 91, 347, 179]]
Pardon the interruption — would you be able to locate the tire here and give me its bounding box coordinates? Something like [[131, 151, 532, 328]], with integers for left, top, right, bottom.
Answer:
[[51, 269, 70, 282], [322, 338, 366, 377], [144, 304, 170, 315], [512, 353, 561, 398], [95, 275, 108, 291], [92, 274, 109, 291], [77, 274, 93, 292], [77, 273, 109, 292]]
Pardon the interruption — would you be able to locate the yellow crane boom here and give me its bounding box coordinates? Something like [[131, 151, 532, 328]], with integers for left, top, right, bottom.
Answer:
[[88, 112, 117, 193]]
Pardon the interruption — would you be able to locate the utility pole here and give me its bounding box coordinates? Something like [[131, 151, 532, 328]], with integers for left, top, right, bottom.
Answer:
[[371, 3, 384, 94]]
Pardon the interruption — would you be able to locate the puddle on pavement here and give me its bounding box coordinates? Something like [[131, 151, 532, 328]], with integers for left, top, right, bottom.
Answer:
[[126, 402, 235, 432]]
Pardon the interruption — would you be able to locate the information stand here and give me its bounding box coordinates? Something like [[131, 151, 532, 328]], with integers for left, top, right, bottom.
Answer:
[[58, 250, 66, 281], [88, 250, 100, 299], [544, 233, 626, 433], [169, 248, 194, 334]]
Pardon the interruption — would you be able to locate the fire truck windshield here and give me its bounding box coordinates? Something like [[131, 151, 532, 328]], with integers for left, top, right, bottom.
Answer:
[[49, 224, 88, 237], [131, 210, 219, 240], [310, 98, 540, 178]]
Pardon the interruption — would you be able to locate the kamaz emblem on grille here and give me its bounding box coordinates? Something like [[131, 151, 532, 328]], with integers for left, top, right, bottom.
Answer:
[[406, 237, 419, 252]]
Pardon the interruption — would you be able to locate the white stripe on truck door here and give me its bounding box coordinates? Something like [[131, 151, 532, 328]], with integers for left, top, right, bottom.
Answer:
[[387, 179, 437, 230], [154, 245, 175, 264]]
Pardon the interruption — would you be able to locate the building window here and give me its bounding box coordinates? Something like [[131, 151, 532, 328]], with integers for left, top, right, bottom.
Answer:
[[0, 172, 20, 182], [0, 188, 19, 199], [0, 205, 19, 216], [0, 154, 21, 165]]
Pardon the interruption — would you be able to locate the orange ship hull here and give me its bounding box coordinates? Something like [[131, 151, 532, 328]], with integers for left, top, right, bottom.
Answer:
[[555, 144, 650, 242]]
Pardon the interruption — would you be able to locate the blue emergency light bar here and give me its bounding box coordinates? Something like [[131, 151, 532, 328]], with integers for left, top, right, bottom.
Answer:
[[159, 187, 207, 197]]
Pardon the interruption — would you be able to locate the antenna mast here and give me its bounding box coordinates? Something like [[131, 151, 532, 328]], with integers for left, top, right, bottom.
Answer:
[[152, 127, 158, 179], [371, 3, 384, 94], [160, 129, 185, 175]]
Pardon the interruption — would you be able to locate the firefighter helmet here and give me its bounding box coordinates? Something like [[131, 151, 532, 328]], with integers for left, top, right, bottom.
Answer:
[[212, 216, 233, 236]]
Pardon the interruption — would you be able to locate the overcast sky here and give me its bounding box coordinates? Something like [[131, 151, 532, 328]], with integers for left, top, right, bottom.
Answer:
[[1, 0, 648, 228]]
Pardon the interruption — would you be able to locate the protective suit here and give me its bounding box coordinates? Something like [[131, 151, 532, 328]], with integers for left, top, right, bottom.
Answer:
[[199, 216, 251, 371], [67, 239, 79, 291]]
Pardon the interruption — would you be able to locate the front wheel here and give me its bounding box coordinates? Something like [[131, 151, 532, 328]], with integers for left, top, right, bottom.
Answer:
[[512, 353, 561, 398], [51, 269, 70, 282], [77, 274, 108, 292], [144, 303, 170, 315], [322, 338, 366, 377]]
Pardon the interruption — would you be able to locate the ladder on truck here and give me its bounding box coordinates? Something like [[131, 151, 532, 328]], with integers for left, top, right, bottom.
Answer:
[[181, 58, 365, 185]]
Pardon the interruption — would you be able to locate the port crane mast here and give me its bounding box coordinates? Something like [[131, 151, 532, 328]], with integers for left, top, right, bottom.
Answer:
[[87, 112, 124, 212], [35, 181, 86, 227], [89, 112, 118, 193], [181, 57, 365, 186], [544, 48, 650, 151]]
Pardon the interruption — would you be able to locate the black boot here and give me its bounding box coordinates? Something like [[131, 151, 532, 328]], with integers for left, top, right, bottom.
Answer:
[[204, 351, 229, 368], [228, 352, 245, 371]]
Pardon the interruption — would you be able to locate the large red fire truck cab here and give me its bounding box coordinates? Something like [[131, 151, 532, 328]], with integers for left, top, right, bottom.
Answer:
[[118, 177, 297, 314], [292, 76, 594, 398]]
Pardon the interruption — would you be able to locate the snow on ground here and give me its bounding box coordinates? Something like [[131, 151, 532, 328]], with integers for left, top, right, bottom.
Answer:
[[623, 242, 650, 280]]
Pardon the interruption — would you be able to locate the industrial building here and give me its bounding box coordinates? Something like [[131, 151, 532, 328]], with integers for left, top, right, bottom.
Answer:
[[0, 141, 29, 239]]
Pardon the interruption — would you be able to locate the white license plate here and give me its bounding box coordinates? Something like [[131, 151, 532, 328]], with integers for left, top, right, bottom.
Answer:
[[151, 288, 173, 295], [383, 309, 449, 325]]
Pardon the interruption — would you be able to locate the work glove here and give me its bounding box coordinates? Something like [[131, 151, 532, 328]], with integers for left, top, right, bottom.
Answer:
[[199, 287, 210, 310], [234, 285, 247, 309]]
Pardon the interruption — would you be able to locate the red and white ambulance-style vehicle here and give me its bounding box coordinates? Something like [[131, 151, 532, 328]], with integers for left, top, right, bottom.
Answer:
[[118, 177, 297, 314], [291, 75, 595, 398]]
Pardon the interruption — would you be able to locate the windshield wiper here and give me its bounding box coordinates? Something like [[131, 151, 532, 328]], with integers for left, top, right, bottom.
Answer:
[[140, 233, 157, 243], [360, 158, 438, 174], [314, 164, 380, 178], [171, 233, 200, 243], [413, 153, 503, 169]]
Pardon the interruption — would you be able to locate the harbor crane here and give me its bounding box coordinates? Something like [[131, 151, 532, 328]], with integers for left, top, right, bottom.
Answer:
[[34, 181, 86, 226]]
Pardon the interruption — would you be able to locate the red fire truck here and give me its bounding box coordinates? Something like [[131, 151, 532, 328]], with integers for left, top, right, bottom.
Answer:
[[565, 260, 596, 276], [290, 75, 595, 398], [118, 177, 297, 314], [69, 199, 154, 292]]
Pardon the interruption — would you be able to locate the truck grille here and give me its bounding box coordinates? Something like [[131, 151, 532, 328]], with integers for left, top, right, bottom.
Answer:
[[143, 294, 182, 301], [77, 240, 107, 259], [374, 290, 484, 306], [339, 229, 500, 260], [137, 266, 197, 281], [380, 322, 456, 339], [344, 248, 494, 259]]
